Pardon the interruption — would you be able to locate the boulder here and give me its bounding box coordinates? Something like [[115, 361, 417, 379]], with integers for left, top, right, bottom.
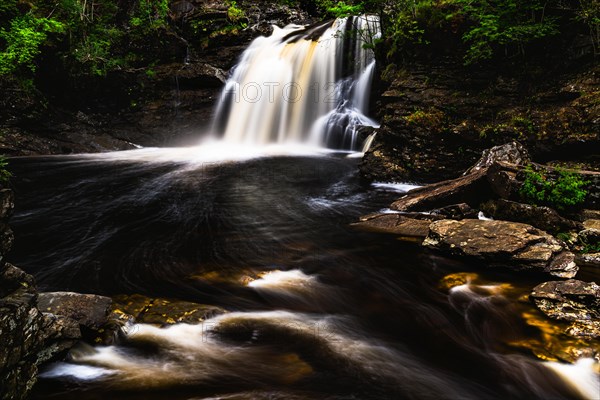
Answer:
[[464, 141, 530, 175], [391, 168, 491, 211], [37, 292, 112, 331], [111, 294, 227, 326], [480, 199, 582, 234], [575, 252, 600, 268], [531, 280, 600, 339], [423, 219, 578, 278], [351, 214, 431, 241]]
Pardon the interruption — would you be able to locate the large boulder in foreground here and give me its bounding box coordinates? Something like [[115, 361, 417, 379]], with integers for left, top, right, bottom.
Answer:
[[531, 280, 600, 339], [423, 219, 578, 278], [37, 292, 112, 331]]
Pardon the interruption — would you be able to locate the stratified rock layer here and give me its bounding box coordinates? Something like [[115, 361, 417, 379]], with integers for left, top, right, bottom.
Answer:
[[423, 219, 578, 278]]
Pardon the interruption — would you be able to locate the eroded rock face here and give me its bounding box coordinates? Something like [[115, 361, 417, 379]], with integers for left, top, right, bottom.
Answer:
[[531, 280, 600, 339], [423, 219, 578, 278]]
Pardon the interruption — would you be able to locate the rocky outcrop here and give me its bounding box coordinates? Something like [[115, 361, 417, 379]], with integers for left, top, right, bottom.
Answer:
[[0, 264, 44, 400], [38, 292, 112, 331], [423, 219, 578, 278], [531, 280, 600, 339], [360, 62, 600, 183], [463, 141, 530, 175]]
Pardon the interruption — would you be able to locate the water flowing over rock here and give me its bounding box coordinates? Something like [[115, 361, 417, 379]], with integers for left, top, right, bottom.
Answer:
[[423, 220, 578, 278], [531, 280, 600, 339], [213, 16, 380, 150]]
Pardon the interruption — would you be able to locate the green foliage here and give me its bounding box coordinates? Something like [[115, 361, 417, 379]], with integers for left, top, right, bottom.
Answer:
[[581, 241, 600, 254], [0, 156, 11, 184], [327, 1, 364, 18], [454, 0, 559, 64], [131, 0, 170, 31], [227, 1, 248, 29], [519, 165, 589, 210], [0, 14, 65, 75], [313, 0, 364, 18], [72, 28, 125, 76], [377, 0, 567, 64], [576, 0, 600, 55], [556, 232, 573, 243]]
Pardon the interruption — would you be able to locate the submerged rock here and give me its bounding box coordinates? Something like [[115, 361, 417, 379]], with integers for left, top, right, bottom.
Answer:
[[531, 280, 600, 339], [423, 219, 578, 278]]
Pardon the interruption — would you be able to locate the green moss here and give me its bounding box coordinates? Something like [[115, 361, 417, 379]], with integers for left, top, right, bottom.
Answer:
[[227, 1, 248, 27], [404, 108, 446, 131], [519, 165, 589, 211]]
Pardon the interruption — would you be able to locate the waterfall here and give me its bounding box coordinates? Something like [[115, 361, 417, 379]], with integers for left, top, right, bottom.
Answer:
[[213, 15, 380, 150]]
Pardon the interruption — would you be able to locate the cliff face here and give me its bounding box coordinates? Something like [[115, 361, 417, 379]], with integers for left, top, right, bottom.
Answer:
[[360, 61, 600, 184]]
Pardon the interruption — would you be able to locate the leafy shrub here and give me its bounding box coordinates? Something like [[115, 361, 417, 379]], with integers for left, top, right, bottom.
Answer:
[[0, 14, 65, 75], [326, 1, 364, 18], [519, 165, 589, 210]]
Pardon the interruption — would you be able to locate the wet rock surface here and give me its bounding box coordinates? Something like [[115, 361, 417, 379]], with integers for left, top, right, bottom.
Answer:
[[111, 294, 227, 326], [37, 292, 112, 331], [391, 168, 491, 212], [351, 214, 432, 241], [423, 219, 578, 278], [531, 280, 600, 339]]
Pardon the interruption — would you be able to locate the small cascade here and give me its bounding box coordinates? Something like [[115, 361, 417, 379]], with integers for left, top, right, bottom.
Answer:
[[213, 15, 380, 150]]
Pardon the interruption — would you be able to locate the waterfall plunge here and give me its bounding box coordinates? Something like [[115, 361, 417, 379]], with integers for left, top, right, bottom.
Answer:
[[213, 15, 380, 151]]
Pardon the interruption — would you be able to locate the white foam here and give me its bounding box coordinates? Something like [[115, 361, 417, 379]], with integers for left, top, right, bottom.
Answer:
[[248, 269, 316, 290], [371, 182, 421, 193], [546, 358, 600, 400], [40, 362, 115, 380]]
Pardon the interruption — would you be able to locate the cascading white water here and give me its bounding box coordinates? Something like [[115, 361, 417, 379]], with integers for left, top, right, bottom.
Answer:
[[213, 15, 380, 150]]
